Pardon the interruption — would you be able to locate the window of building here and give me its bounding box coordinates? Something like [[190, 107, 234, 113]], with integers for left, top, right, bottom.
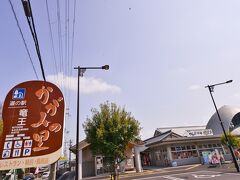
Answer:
[[198, 143, 223, 150], [176, 146, 182, 151], [192, 150, 198, 157], [208, 144, 212, 148], [172, 152, 177, 159], [155, 151, 160, 160], [171, 145, 198, 159], [154, 148, 167, 161]]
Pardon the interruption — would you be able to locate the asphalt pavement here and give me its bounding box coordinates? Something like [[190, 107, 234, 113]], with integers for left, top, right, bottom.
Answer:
[[130, 171, 240, 180], [83, 163, 240, 180]]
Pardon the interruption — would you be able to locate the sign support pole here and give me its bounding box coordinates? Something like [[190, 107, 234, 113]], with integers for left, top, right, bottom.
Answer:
[[49, 162, 57, 180]]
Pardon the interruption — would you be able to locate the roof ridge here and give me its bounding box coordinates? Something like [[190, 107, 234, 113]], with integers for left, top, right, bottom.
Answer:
[[157, 125, 205, 130]]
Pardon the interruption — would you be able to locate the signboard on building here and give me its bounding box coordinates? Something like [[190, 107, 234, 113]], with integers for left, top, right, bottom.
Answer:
[[185, 129, 213, 137], [202, 151, 211, 165], [125, 158, 134, 170], [0, 81, 64, 170], [96, 156, 103, 169]]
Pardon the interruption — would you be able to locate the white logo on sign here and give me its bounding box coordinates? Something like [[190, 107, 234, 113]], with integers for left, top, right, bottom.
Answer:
[[19, 109, 28, 117], [9, 101, 15, 106], [13, 90, 19, 99], [23, 148, 31, 156], [4, 141, 13, 149], [24, 140, 32, 147], [12, 149, 21, 157], [12, 89, 25, 99], [2, 150, 11, 158], [14, 141, 23, 148]]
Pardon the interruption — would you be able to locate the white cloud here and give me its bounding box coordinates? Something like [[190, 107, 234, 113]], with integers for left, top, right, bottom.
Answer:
[[178, 67, 188, 73], [47, 73, 121, 94], [233, 93, 240, 98], [188, 85, 201, 91]]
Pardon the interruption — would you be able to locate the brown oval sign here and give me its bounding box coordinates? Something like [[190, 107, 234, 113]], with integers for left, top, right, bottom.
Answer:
[[0, 80, 65, 170]]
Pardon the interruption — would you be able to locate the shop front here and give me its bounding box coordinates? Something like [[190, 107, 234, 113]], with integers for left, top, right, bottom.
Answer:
[[143, 130, 226, 167], [70, 140, 136, 178]]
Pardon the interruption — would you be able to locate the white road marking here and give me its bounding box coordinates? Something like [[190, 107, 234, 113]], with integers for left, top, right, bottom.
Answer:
[[162, 175, 185, 180], [185, 164, 201, 170], [192, 174, 221, 178]]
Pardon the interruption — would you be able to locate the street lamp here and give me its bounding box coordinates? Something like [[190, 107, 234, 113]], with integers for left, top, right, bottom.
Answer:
[[74, 65, 109, 180], [205, 80, 240, 172]]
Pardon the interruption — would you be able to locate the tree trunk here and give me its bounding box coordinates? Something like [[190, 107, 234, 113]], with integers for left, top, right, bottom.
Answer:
[[113, 164, 119, 180]]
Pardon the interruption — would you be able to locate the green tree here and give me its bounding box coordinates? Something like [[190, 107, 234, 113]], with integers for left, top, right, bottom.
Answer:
[[83, 102, 141, 179], [220, 132, 240, 148]]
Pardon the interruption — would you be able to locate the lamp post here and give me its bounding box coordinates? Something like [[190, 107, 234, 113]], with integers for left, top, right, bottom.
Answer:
[[74, 65, 109, 180], [205, 80, 240, 172]]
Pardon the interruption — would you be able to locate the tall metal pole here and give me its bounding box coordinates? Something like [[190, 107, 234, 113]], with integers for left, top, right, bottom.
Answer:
[[74, 65, 109, 180], [76, 66, 80, 180], [207, 85, 240, 172]]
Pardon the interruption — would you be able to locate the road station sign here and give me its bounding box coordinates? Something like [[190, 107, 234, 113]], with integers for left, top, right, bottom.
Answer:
[[0, 80, 65, 170]]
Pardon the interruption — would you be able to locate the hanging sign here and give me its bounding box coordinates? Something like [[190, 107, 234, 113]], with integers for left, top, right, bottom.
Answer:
[[0, 80, 65, 170]]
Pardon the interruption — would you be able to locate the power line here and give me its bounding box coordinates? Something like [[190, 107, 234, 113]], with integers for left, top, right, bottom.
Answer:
[[70, 0, 77, 76], [57, 0, 64, 73], [65, 0, 71, 109], [67, 0, 77, 111], [45, 0, 58, 75], [67, 0, 70, 77], [8, 0, 39, 80], [27, 0, 46, 81], [64, 0, 69, 76], [22, 0, 46, 81]]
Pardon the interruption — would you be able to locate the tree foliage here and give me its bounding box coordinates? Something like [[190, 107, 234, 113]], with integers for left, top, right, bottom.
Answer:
[[83, 102, 141, 163], [220, 132, 240, 148]]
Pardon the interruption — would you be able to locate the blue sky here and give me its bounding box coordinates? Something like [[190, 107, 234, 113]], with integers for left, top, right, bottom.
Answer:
[[1, 0, 240, 145]]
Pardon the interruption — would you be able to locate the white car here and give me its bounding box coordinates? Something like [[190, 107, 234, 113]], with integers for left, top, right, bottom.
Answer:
[[41, 171, 50, 179], [39, 167, 49, 173]]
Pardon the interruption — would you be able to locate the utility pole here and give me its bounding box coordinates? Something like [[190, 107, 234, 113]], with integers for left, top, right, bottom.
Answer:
[[69, 139, 72, 170]]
